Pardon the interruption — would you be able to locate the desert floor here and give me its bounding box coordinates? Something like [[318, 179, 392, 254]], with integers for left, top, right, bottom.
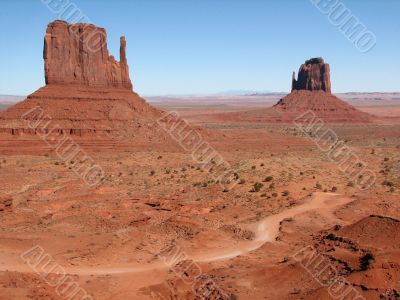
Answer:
[[0, 96, 399, 300]]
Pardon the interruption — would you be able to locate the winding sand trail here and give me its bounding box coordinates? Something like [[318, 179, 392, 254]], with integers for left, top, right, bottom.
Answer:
[[0, 192, 353, 276], [194, 192, 352, 262]]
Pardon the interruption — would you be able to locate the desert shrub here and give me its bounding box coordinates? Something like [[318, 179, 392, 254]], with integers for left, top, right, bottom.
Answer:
[[222, 189, 229, 193], [239, 178, 246, 184], [384, 157, 389, 162], [282, 190, 290, 196], [360, 253, 374, 271], [149, 170, 155, 176], [252, 182, 263, 193], [251, 165, 256, 170], [201, 182, 208, 188], [272, 192, 278, 197], [260, 163, 265, 167], [331, 186, 338, 192], [334, 224, 342, 231], [229, 294, 238, 300], [347, 181, 354, 187], [326, 233, 336, 240], [269, 183, 275, 189], [264, 176, 273, 182], [315, 183, 322, 190], [383, 180, 394, 187]]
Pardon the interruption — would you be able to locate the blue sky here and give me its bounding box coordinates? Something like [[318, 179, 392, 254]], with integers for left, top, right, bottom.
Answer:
[[0, 0, 399, 96]]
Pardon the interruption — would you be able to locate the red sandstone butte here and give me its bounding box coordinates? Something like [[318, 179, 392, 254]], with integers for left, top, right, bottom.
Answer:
[[273, 57, 372, 123], [292, 57, 331, 93], [44, 20, 132, 89], [0, 20, 181, 153]]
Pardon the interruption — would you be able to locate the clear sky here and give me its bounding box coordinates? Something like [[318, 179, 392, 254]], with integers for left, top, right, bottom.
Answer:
[[0, 0, 399, 96]]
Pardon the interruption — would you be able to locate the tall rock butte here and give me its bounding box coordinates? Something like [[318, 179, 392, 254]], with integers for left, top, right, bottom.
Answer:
[[272, 57, 372, 123], [291, 57, 331, 93], [0, 20, 180, 153], [44, 20, 132, 89]]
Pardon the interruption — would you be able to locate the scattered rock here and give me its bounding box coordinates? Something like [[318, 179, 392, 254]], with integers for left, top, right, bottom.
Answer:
[[0, 195, 12, 212]]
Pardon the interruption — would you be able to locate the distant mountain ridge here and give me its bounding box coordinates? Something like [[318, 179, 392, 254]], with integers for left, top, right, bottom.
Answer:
[[0, 95, 25, 103]]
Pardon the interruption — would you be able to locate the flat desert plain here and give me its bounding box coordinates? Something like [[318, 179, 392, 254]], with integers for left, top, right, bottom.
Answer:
[[0, 94, 399, 300]]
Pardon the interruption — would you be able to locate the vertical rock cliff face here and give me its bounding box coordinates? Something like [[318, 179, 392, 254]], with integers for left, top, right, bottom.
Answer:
[[44, 20, 133, 89], [292, 57, 331, 93]]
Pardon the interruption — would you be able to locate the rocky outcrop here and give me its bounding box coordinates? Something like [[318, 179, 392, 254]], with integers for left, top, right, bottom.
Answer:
[[0, 195, 12, 212], [292, 57, 331, 93], [44, 20, 132, 89]]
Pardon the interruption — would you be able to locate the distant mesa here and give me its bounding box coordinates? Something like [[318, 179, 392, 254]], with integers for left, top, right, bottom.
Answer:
[[292, 57, 331, 93]]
